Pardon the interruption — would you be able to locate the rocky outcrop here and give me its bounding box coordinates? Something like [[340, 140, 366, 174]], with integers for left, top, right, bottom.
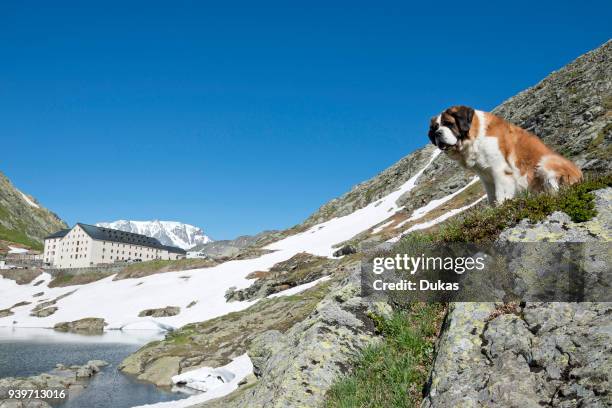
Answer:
[[225, 253, 354, 302], [422, 189, 612, 407], [119, 280, 333, 387], [332, 245, 357, 257], [138, 306, 181, 318], [29, 307, 57, 318], [190, 230, 280, 259], [28, 290, 76, 318], [0, 399, 52, 407], [0, 301, 32, 318], [196, 263, 379, 408], [0, 360, 108, 407], [53, 317, 106, 333], [0, 269, 42, 285], [0, 171, 67, 250]]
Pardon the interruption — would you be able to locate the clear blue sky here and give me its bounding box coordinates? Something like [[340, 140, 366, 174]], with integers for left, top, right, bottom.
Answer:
[[1, 1, 610, 239]]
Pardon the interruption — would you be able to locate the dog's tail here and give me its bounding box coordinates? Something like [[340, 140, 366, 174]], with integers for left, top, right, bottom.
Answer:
[[537, 154, 583, 191]]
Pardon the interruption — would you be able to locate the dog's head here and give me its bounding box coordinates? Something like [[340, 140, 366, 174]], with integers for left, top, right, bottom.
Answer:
[[428, 105, 475, 152]]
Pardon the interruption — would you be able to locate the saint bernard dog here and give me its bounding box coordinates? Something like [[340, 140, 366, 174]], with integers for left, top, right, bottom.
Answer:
[[428, 105, 582, 205]]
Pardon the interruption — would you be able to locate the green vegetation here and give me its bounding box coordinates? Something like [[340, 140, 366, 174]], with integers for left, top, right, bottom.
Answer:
[[48, 271, 113, 288], [396, 174, 611, 244], [326, 303, 445, 408], [114, 257, 218, 280], [0, 223, 43, 250]]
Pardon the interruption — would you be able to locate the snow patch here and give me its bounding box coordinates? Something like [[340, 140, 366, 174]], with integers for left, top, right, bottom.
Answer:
[[371, 219, 395, 234], [19, 192, 39, 208], [133, 354, 253, 408], [394, 177, 479, 230], [388, 195, 486, 243], [267, 275, 332, 298], [8, 246, 29, 254]]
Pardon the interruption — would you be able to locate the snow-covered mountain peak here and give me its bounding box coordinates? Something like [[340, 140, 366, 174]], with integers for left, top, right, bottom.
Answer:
[[95, 220, 212, 250]]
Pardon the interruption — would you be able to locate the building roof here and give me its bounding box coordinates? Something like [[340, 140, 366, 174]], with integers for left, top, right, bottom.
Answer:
[[44, 229, 71, 239], [160, 245, 188, 254], [45, 223, 186, 254]]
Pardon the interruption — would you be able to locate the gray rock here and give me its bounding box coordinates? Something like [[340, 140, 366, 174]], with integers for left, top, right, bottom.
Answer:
[[53, 318, 106, 333], [422, 188, 612, 407], [29, 307, 57, 318], [0, 360, 108, 404], [0, 400, 52, 408], [137, 306, 180, 318], [332, 245, 357, 257]]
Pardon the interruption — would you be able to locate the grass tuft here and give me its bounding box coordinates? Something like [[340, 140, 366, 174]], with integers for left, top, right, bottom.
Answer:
[[325, 303, 445, 408]]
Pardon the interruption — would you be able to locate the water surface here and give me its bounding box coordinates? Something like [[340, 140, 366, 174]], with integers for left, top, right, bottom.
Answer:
[[0, 328, 190, 408]]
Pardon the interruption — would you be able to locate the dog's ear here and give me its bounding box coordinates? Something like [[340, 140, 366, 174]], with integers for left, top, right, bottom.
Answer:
[[428, 116, 438, 145], [449, 106, 474, 138]]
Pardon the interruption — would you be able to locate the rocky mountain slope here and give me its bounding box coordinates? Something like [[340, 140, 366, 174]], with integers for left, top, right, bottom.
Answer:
[[190, 230, 279, 259], [95, 220, 212, 250], [0, 171, 67, 251]]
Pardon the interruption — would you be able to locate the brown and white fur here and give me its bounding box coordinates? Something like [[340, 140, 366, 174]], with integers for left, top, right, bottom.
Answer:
[[428, 105, 582, 205]]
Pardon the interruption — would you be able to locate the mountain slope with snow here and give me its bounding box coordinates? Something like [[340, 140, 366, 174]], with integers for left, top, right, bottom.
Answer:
[[95, 220, 212, 250], [0, 171, 67, 250], [0, 148, 451, 330]]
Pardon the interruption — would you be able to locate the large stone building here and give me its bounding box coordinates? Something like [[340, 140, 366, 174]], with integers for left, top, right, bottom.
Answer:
[[44, 223, 186, 268]]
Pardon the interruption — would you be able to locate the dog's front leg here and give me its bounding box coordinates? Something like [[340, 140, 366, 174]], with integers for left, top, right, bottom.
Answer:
[[492, 174, 517, 205], [483, 180, 496, 205]]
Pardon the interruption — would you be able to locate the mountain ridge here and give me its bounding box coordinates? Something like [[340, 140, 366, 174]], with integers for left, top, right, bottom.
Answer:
[[95, 220, 212, 250]]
